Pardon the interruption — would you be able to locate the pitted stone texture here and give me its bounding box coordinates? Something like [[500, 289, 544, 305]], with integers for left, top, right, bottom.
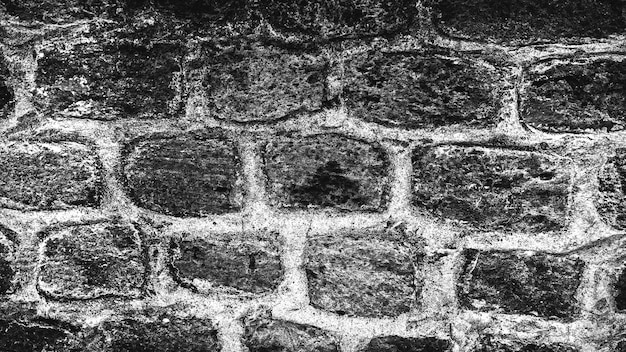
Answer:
[[0, 320, 80, 352], [521, 59, 626, 132], [255, 0, 418, 39], [361, 336, 452, 352], [617, 341, 626, 352], [343, 51, 503, 129], [0, 142, 101, 210], [0, 226, 16, 295], [306, 227, 416, 318], [123, 130, 242, 217], [35, 23, 184, 120], [38, 222, 144, 300], [597, 149, 626, 229], [154, 0, 246, 19], [0, 0, 142, 23], [616, 267, 626, 311], [475, 337, 579, 352], [458, 250, 585, 319], [171, 231, 282, 294], [243, 310, 340, 352], [430, 0, 626, 44], [189, 43, 326, 122], [412, 145, 571, 232], [83, 316, 220, 352], [264, 134, 389, 211], [0, 56, 13, 120]]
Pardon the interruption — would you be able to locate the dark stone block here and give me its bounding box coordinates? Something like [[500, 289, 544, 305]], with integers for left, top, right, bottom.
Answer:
[[616, 341, 626, 352], [0, 0, 142, 23], [521, 59, 626, 132], [616, 267, 626, 310], [430, 0, 626, 44], [171, 231, 283, 294], [361, 336, 452, 352], [0, 142, 101, 210], [263, 134, 389, 211], [38, 222, 145, 300], [0, 320, 79, 352], [254, 0, 419, 39], [306, 228, 416, 318], [123, 130, 242, 217], [242, 310, 339, 352], [412, 145, 571, 232], [83, 317, 220, 352], [343, 51, 502, 129], [458, 250, 585, 319], [597, 148, 626, 229], [36, 24, 185, 120], [474, 336, 579, 352], [189, 43, 326, 122], [0, 56, 13, 120]]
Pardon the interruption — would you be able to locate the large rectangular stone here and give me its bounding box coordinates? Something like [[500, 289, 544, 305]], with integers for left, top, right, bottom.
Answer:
[[597, 148, 626, 229]]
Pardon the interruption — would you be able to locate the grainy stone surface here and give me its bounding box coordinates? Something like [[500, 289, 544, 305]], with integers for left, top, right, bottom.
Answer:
[[617, 341, 626, 352], [171, 231, 282, 294], [597, 148, 626, 229], [458, 250, 585, 319], [189, 43, 326, 122], [430, 0, 626, 43], [0, 56, 13, 120], [38, 222, 144, 300], [264, 134, 389, 211], [0, 319, 80, 352], [412, 145, 571, 232], [474, 337, 579, 352], [255, 0, 419, 39], [0, 142, 101, 210], [343, 51, 502, 129], [0, 0, 139, 23], [361, 336, 452, 352], [242, 310, 340, 352], [123, 130, 242, 217], [35, 22, 185, 120], [0, 242, 14, 295], [83, 316, 221, 352], [306, 228, 416, 317], [521, 59, 626, 132], [616, 267, 626, 311]]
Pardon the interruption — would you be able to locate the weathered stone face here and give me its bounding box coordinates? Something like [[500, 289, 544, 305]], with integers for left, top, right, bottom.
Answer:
[[458, 250, 585, 319], [35, 23, 185, 120], [171, 231, 283, 294], [0, 142, 101, 210], [616, 267, 626, 311], [0, 55, 13, 120], [242, 310, 340, 352], [82, 317, 221, 352], [597, 149, 626, 229], [521, 59, 626, 132], [474, 337, 579, 352], [343, 51, 503, 129], [189, 43, 326, 122], [263, 134, 389, 211], [38, 222, 145, 300], [122, 130, 243, 217], [429, 0, 626, 44], [0, 0, 142, 23], [360, 336, 452, 352], [0, 320, 80, 352], [306, 228, 416, 318], [412, 145, 571, 232], [254, 0, 419, 38]]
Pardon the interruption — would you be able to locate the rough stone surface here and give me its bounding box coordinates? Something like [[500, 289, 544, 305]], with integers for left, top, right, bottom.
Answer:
[[343, 51, 502, 129], [458, 250, 585, 319], [0, 0, 135, 23], [596, 149, 626, 229], [617, 341, 626, 352], [306, 227, 416, 318], [412, 145, 571, 232], [0, 142, 101, 210], [0, 242, 14, 295], [255, 0, 419, 39], [189, 43, 326, 122], [35, 22, 184, 120], [171, 231, 283, 294], [616, 267, 626, 311], [83, 316, 220, 352], [430, 0, 626, 44], [123, 130, 242, 217], [264, 134, 389, 211], [0, 56, 13, 120], [38, 222, 145, 300], [0, 320, 79, 352], [242, 310, 340, 352], [521, 59, 626, 132], [474, 337, 579, 352], [361, 336, 451, 352]]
